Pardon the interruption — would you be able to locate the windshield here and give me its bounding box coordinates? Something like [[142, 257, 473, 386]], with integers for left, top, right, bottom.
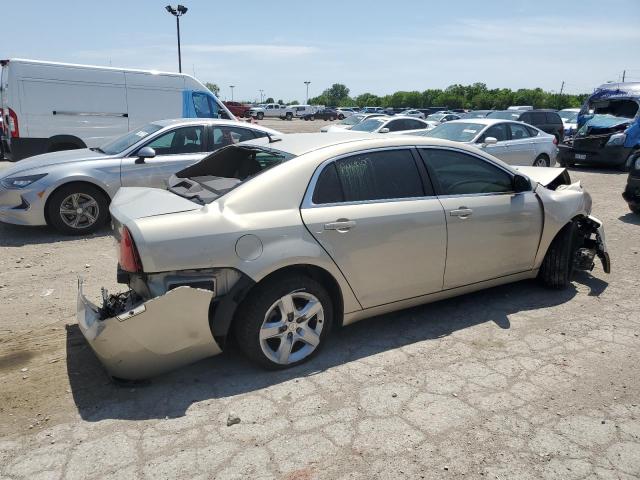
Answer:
[[587, 99, 638, 119], [487, 111, 521, 120], [350, 118, 386, 132], [99, 123, 163, 155], [423, 122, 484, 142], [170, 145, 296, 204], [559, 111, 578, 122], [461, 111, 490, 119], [426, 113, 446, 121], [341, 115, 364, 125]]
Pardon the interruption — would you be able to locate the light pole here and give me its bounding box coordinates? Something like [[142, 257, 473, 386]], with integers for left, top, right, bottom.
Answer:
[[229, 85, 235, 102], [259, 89, 264, 103], [304, 81, 311, 104], [165, 5, 188, 73]]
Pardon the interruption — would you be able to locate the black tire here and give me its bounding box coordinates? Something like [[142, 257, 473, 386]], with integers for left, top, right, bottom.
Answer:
[[338, 114, 345, 120], [257, 112, 264, 120], [533, 154, 550, 167], [559, 158, 575, 168], [619, 151, 638, 172], [538, 222, 578, 289], [304, 117, 309, 121], [234, 274, 334, 369], [46, 183, 109, 235], [285, 112, 293, 121], [309, 115, 315, 121]]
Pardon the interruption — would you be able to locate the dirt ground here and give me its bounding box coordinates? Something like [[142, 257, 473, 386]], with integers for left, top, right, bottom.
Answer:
[[1, 120, 639, 479]]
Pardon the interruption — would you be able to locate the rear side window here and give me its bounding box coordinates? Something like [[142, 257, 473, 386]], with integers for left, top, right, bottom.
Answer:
[[509, 123, 531, 139], [545, 112, 562, 124], [531, 112, 546, 124], [192, 92, 217, 118], [312, 149, 425, 204], [480, 123, 509, 142]]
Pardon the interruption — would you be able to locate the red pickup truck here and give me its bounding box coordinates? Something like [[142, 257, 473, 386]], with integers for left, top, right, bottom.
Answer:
[[223, 101, 251, 118]]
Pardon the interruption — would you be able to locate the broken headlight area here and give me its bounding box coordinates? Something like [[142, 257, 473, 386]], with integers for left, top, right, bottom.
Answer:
[[572, 216, 611, 274]]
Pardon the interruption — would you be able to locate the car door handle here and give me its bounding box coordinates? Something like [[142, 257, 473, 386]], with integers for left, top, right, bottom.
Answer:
[[450, 208, 473, 218], [324, 220, 356, 232]]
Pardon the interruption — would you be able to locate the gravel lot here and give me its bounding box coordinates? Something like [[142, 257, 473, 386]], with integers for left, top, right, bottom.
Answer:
[[1, 119, 639, 479]]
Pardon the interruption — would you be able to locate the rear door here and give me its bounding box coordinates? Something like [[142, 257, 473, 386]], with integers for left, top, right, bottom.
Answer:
[[419, 147, 543, 288], [121, 124, 207, 188], [301, 148, 447, 308]]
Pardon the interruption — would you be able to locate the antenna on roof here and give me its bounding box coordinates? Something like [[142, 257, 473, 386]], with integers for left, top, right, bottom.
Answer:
[[265, 133, 282, 144]]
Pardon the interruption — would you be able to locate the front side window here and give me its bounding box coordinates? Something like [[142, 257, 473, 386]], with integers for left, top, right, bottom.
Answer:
[[312, 149, 425, 204], [480, 123, 509, 142], [420, 149, 513, 195], [509, 123, 531, 140], [193, 92, 217, 118], [144, 126, 204, 155]]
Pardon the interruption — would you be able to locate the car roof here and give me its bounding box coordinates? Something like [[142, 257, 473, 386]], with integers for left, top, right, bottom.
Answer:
[[151, 118, 280, 132], [445, 118, 519, 126], [238, 132, 483, 157]]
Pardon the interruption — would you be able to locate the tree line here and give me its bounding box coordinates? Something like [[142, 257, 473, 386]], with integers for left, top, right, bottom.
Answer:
[[307, 83, 589, 110]]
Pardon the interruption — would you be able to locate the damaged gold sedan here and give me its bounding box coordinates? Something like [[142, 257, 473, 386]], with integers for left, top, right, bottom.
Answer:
[[77, 133, 610, 380]]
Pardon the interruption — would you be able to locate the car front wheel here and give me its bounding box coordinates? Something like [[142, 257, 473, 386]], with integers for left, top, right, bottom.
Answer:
[[538, 222, 578, 289], [47, 183, 109, 235], [234, 275, 333, 369]]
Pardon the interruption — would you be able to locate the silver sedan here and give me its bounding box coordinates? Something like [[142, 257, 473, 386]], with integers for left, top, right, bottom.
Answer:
[[77, 133, 609, 379], [407, 118, 559, 166], [0, 119, 281, 234]]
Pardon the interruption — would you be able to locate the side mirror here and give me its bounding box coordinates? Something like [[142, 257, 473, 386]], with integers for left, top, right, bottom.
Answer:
[[483, 137, 498, 146], [513, 174, 531, 193], [135, 146, 156, 164], [379, 127, 390, 134]]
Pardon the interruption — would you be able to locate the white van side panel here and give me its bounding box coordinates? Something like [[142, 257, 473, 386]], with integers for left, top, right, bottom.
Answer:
[[21, 78, 129, 145], [15, 62, 129, 146], [124, 72, 183, 131]]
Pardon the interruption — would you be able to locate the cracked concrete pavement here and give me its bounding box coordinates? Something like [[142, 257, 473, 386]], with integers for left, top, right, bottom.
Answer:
[[1, 121, 639, 479]]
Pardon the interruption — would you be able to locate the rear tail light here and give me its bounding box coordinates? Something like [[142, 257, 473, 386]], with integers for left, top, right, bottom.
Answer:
[[119, 227, 143, 273], [7, 108, 19, 138], [553, 136, 558, 145]]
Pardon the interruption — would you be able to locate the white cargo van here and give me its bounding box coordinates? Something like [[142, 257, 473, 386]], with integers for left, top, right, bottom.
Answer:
[[0, 59, 235, 161]]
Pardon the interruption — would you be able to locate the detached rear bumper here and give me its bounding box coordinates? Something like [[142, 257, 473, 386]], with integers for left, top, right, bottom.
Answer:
[[558, 144, 631, 167], [77, 279, 221, 380]]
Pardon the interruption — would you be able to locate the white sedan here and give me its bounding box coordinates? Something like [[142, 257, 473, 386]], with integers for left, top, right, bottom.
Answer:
[[405, 118, 559, 166], [342, 116, 430, 135], [399, 109, 426, 119]]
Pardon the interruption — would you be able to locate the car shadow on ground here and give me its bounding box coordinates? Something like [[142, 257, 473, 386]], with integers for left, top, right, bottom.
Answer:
[[0, 222, 111, 247], [66, 272, 606, 422], [618, 212, 640, 225]]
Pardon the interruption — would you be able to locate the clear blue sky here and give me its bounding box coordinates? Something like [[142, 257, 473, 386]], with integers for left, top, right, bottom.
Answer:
[[3, 0, 640, 102]]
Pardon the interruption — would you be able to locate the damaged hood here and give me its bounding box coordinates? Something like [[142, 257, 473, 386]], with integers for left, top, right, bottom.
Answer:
[[576, 114, 631, 136], [513, 166, 568, 187], [109, 187, 201, 225]]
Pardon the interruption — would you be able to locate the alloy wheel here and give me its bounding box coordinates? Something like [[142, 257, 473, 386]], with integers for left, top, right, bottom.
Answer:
[[59, 193, 100, 229], [259, 291, 325, 365]]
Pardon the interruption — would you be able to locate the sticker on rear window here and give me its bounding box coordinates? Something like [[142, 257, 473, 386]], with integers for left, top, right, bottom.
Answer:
[[463, 129, 477, 133], [135, 131, 148, 137]]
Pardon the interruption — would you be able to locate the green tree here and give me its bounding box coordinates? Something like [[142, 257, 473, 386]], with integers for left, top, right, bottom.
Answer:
[[265, 97, 275, 103], [289, 100, 300, 105], [322, 83, 350, 106], [204, 82, 220, 96]]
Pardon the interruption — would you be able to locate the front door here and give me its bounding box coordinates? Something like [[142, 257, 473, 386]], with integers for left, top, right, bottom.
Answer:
[[419, 147, 543, 289], [476, 122, 512, 163], [121, 125, 207, 189], [301, 148, 447, 309]]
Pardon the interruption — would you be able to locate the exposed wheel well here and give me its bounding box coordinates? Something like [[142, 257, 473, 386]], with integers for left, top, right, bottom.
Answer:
[[43, 181, 111, 225], [46, 135, 86, 153], [227, 264, 345, 337]]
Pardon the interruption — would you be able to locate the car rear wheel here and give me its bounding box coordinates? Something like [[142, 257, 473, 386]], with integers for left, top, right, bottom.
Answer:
[[285, 112, 293, 121], [538, 222, 578, 289], [47, 183, 109, 235], [619, 151, 638, 172], [257, 112, 264, 120], [533, 154, 550, 167], [309, 115, 315, 121], [338, 114, 345, 120], [234, 275, 333, 369]]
